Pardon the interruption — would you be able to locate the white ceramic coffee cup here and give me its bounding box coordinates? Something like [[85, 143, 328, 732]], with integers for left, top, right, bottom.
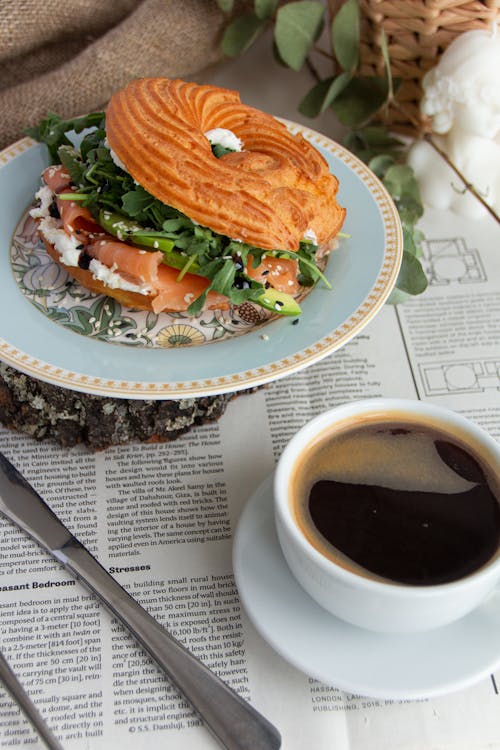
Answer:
[[274, 398, 500, 633]]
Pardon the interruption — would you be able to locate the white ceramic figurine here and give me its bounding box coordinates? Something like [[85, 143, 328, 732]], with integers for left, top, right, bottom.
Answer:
[[408, 28, 500, 219]]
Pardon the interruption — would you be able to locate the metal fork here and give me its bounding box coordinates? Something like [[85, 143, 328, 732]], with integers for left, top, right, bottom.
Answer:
[[0, 648, 64, 750]]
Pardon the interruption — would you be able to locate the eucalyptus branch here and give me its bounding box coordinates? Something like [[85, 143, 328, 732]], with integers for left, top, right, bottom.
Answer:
[[305, 55, 322, 83], [312, 45, 335, 61]]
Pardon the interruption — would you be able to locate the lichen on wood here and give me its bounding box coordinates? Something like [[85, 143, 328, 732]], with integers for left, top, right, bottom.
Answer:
[[0, 363, 240, 450]]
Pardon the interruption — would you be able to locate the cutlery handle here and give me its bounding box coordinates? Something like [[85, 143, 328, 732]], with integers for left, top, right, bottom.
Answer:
[[0, 650, 65, 750], [55, 541, 281, 750]]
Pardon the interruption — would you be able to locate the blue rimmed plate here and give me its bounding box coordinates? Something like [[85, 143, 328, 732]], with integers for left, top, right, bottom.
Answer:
[[0, 121, 402, 399]]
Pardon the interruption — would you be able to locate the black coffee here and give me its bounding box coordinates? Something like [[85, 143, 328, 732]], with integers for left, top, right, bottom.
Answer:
[[291, 419, 500, 586]]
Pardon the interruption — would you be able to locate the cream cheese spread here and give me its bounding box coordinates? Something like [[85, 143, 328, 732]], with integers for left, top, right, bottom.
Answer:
[[204, 128, 243, 152], [31, 186, 152, 296]]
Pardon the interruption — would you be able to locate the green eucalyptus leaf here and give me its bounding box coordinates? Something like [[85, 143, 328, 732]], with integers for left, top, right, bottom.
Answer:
[[322, 71, 353, 111], [359, 125, 404, 150], [299, 78, 335, 117], [272, 39, 289, 66], [383, 164, 420, 201], [330, 76, 388, 127], [299, 72, 352, 117], [396, 197, 424, 226], [368, 153, 395, 178], [344, 125, 405, 163], [274, 1, 325, 71], [216, 0, 234, 12], [222, 13, 266, 57], [343, 130, 367, 156], [402, 225, 419, 256], [332, 0, 360, 72], [395, 251, 428, 295], [255, 0, 279, 20], [413, 228, 425, 256], [299, 78, 333, 117]]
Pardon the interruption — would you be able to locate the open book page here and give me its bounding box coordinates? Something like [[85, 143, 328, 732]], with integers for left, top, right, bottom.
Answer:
[[0, 205, 499, 750]]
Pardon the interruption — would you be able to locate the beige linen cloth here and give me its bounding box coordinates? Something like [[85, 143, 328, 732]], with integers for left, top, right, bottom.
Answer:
[[0, 0, 228, 150]]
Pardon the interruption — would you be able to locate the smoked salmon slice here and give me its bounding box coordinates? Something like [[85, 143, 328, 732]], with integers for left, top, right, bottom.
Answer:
[[87, 239, 163, 287], [57, 195, 103, 236], [151, 265, 230, 313], [42, 165, 72, 193], [246, 256, 300, 295]]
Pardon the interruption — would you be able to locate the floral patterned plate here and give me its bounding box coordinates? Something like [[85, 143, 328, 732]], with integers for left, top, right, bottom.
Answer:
[[12, 210, 269, 349], [0, 121, 402, 399]]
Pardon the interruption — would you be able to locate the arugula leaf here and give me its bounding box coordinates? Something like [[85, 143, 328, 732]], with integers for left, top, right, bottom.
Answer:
[[58, 146, 85, 185], [122, 187, 156, 217], [211, 143, 238, 158], [26, 112, 105, 163]]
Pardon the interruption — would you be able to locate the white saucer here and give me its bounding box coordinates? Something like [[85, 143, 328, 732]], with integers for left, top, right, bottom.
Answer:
[[233, 474, 500, 700]]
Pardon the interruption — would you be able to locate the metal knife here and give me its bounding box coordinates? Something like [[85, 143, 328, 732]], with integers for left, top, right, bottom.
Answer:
[[0, 451, 281, 750]]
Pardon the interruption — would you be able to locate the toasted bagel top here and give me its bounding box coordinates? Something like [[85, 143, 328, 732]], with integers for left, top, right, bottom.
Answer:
[[105, 78, 345, 252]]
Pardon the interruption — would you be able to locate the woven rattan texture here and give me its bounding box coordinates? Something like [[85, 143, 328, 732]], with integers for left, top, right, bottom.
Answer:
[[329, 0, 500, 132]]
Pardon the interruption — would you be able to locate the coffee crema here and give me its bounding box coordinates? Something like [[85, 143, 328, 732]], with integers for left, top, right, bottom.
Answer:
[[290, 417, 500, 586]]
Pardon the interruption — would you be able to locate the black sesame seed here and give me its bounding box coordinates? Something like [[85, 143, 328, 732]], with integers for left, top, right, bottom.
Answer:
[[292, 318, 299, 325], [275, 300, 284, 308], [262, 269, 270, 276], [76, 243, 84, 250], [49, 201, 60, 219], [234, 278, 250, 290], [78, 252, 91, 270]]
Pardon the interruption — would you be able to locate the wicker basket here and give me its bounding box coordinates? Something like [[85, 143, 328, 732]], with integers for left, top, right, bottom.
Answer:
[[328, 0, 500, 133]]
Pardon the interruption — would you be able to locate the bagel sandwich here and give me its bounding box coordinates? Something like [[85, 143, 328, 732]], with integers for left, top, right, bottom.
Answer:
[[28, 78, 346, 317]]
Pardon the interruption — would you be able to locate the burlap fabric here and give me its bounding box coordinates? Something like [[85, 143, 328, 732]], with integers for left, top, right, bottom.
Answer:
[[0, 0, 229, 150]]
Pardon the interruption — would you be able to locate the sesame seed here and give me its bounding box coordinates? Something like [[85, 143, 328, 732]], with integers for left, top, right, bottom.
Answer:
[[260, 334, 269, 341]]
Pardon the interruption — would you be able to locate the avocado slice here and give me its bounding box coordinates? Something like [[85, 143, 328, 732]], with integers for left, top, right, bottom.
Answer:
[[255, 287, 302, 316], [98, 209, 204, 274]]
